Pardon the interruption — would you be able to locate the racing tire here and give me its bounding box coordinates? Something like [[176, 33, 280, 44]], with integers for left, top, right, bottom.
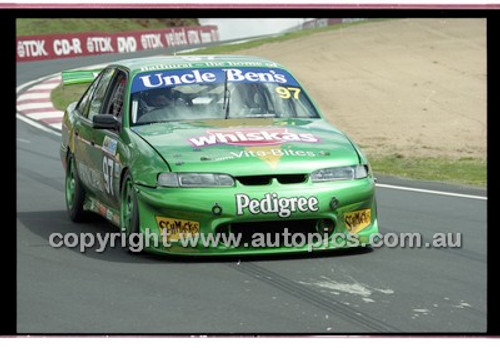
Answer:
[[65, 154, 87, 222], [120, 171, 141, 253]]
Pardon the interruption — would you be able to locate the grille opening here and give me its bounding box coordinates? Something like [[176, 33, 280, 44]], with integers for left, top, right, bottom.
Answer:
[[237, 174, 307, 186], [237, 176, 272, 185], [276, 174, 307, 184], [217, 219, 334, 248]]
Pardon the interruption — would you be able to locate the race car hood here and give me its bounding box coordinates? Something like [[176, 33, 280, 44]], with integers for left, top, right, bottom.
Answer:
[[132, 118, 361, 176]]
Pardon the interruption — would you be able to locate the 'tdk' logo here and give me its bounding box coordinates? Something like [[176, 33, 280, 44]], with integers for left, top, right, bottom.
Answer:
[[188, 128, 319, 147]]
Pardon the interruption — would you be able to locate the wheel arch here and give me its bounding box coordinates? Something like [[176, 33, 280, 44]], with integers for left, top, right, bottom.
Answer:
[[119, 166, 131, 193]]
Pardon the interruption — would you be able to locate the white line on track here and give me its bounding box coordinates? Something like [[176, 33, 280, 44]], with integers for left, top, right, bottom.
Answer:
[[16, 73, 61, 93], [16, 113, 62, 137], [25, 111, 64, 119], [376, 183, 487, 200], [17, 92, 51, 101], [17, 102, 55, 110], [28, 82, 61, 90]]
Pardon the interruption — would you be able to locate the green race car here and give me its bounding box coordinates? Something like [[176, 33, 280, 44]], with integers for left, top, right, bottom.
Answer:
[[60, 55, 378, 255]]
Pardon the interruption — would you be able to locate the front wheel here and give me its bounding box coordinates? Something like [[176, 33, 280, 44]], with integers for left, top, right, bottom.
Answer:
[[65, 154, 87, 222], [120, 171, 141, 252]]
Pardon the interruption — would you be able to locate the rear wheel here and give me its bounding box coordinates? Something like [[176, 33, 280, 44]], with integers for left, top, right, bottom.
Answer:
[[65, 154, 86, 222]]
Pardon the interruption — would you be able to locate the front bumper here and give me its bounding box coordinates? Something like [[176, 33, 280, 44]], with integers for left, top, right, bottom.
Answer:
[[134, 176, 378, 256]]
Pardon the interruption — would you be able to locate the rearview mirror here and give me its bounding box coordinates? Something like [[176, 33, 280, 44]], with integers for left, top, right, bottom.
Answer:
[[92, 114, 120, 130]]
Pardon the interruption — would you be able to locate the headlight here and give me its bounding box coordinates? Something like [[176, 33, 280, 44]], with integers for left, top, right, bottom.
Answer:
[[157, 173, 235, 188], [311, 165, 369, 182]]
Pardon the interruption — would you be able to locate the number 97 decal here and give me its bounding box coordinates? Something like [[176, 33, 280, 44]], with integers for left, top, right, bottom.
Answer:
[[275, 86, 301, 99], [103, 156, 114, 195]]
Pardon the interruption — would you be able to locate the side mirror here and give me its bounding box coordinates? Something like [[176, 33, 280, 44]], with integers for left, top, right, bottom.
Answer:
[[92, 114, 120, 130]]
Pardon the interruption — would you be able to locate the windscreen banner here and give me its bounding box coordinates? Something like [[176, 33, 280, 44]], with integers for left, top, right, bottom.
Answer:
[[131, 68, 300, 93]]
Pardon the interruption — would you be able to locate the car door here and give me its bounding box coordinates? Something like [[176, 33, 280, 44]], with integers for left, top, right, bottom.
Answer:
[[72, 71, 102, 194], [88, 69, 128, 210], [73, 67, 116, 198]]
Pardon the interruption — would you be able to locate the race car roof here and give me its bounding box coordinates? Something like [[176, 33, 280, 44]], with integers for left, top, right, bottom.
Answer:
[[110, 55, 286, 76]]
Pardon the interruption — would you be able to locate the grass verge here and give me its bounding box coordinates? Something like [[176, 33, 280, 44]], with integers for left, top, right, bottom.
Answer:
[[51, 83, 90, 111], [16, 18, 199, 36], [368, 154, 486, 187]]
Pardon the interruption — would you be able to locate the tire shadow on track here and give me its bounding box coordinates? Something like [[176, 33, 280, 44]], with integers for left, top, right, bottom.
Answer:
[[17, 210, 374, 264]]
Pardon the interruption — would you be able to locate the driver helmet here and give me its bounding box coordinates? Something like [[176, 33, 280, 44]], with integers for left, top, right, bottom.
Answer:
[[144, 88, 172, 108], [236, 83, 268, 110]]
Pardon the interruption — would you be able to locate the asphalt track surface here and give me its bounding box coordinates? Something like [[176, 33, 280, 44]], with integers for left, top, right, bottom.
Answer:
[[17, 51, 487, 334]]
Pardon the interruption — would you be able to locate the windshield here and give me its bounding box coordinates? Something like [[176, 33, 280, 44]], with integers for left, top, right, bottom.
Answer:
[[130, 67, 319, 125]]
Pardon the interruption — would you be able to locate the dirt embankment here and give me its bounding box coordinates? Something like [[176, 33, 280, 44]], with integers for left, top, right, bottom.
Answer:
[[236, 19, 486, 160]]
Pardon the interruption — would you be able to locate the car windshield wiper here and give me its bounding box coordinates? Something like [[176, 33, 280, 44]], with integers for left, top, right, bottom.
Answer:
[[132, 121, 162, 126], [223, 71, 230, 119], [240, 114, 278, 118]]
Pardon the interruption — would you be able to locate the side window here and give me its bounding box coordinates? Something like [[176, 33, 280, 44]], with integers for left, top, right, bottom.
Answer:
[[87, 68, 116, 121], [76, 74, 102, 117], [104, 71, 127, 120]]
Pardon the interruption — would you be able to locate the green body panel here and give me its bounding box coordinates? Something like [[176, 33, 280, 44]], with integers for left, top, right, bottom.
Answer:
[[135, 177, 378, 256], [121, 129, 172, 187], [60, 55, 379, 256], [131, 118, 360, 175]]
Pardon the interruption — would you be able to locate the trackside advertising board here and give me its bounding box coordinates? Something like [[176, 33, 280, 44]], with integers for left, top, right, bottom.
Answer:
[[16, 25, 219, 62]]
